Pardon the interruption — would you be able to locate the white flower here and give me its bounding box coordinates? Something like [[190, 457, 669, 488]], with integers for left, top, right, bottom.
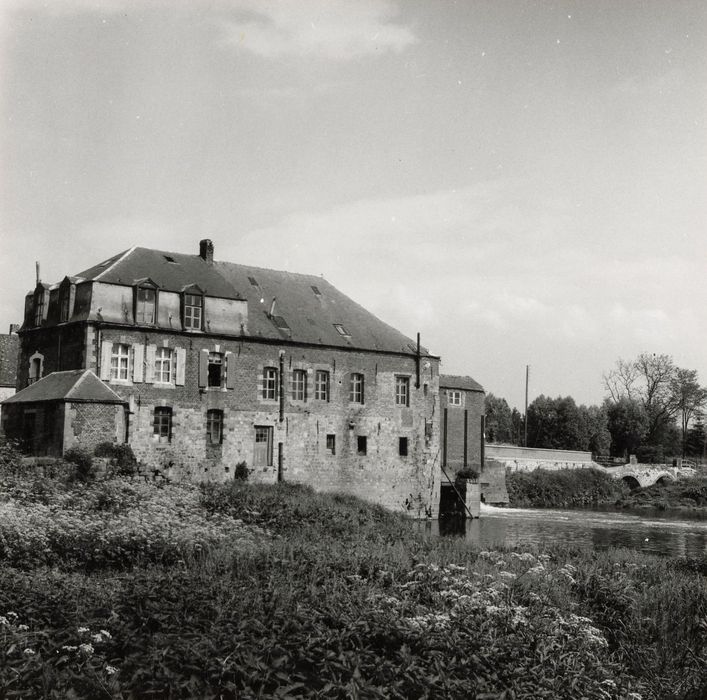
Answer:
[[23, 648, 36, 655], [6, 612, 18, 620], [91, 634, 104, 644], [78, 643, 94, 655], [0, 616, 8, 626], [61, 645, 78, 652], [105, 665, 118, 675], [77, 626, 90, 634], [99, 629, 112, 639], [17, 624, 29, 631]]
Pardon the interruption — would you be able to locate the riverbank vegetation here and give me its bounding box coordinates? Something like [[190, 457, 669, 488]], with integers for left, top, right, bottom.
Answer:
[[615, 475, 707, 511], [1, 457, 705, 698], [506, 467, 626, 509]]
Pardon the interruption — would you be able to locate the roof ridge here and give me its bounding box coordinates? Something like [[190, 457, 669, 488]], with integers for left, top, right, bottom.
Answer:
[[95, 246, 137, 281]]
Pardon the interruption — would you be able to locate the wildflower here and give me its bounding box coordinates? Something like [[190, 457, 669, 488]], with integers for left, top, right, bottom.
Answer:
[[6, 612, 18, 620], [0, 616, 8, 626], [61, 645, 78, 652], [99, 629, 112, 639], [91, 633, 104, 644], [78, 626, 90, 634], [23, 648, 36, 655], [17, 624, 29, 631], [105, 665, 118, 675], [498, 571, 517, 580], [78, 643, 94, 655], [526, 565, 545, 576]]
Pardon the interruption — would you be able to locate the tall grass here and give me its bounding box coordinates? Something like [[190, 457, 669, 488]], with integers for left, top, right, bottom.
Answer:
[[0, 471, 705, 698]]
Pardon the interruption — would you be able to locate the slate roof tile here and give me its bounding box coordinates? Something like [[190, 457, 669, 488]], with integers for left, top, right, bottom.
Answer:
[[2, 370, 126, 404]]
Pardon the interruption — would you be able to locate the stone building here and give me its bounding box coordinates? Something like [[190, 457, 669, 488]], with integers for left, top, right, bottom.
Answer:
[[2, 240, 442, 516], [0, 329, 20, 416]]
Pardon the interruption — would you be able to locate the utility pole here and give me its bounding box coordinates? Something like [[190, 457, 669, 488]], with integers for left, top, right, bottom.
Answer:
[[524, 365, 529, 447]]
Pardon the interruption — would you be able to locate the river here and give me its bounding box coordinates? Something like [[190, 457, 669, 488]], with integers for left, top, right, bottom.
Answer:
[[419, 505, 707, 558]]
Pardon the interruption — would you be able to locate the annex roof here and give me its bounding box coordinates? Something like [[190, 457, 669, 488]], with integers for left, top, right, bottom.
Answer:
[[439, 374, 485, 393], [0, 334, 19, 388], [74, 244, 434, 357], [2, 370, 126, 405]]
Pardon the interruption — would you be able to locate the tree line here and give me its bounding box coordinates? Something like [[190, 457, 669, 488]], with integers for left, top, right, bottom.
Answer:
[[485, 353, 707, 461]]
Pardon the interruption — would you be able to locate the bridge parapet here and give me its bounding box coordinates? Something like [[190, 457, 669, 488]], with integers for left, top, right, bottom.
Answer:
[[607, 464, 696, 488]]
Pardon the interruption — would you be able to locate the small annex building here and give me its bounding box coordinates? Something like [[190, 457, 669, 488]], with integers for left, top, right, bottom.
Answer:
[[2, 370, 126, 456], [2, 240, 443, 517]]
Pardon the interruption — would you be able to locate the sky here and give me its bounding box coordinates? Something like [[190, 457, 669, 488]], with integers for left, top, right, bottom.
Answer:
[[1, 0, 705, 411]]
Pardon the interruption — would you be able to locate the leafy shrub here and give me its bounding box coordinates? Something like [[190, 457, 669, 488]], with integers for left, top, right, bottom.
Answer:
[[63, 447, 96, 483], [0, 437, 24, 476], [456, 467, 479, 481], [94, 442, 138, 477], [234, 460, 248, 481]]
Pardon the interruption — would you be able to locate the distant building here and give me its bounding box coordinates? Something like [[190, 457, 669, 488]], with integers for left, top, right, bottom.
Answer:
[[0, 327, 20, 415], [2, 240, 443, 516]]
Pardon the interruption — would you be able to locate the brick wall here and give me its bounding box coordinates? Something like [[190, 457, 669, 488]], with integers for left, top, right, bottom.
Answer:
[[440, 388, 485, 473]]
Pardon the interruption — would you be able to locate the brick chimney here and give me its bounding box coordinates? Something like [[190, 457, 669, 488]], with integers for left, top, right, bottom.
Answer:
[[199, 239, 214, 264]]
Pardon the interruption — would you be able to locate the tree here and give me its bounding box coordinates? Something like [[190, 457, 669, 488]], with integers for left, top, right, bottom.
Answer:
[[671, 368, 707, 456], [484, 393, 514, 443], [685, 411, 706, 459], [605, 397, 648, 458]]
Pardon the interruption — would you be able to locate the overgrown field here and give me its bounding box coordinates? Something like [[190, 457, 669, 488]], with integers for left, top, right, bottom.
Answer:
[[506, 467, 626, 508], [1, 457, 705, 698]]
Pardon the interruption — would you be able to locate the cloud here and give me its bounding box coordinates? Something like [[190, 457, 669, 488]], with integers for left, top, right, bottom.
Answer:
[[217, 0, 416, 60]]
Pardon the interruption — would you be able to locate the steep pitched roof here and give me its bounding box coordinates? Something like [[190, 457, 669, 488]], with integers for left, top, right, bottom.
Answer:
[[75, 247, 240, 299], [75, 246, 434, 356], [2, 370, 126, 405], [440, 374, 485, 393], [0, 334, 19, 388]]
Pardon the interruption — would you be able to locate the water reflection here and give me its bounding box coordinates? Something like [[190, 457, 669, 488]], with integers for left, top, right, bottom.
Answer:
[[420, 506, 707, 558]]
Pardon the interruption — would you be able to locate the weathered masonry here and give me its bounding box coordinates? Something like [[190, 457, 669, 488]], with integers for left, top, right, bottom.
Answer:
[[2, 240, 442, 517]]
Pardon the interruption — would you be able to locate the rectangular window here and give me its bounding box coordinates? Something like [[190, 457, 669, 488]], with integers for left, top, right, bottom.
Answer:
[[291, 369, 307, 401], [350, 373, 364, 403], [399, 437, 409, 457], [136, 287, 156, 324], [184, 294, 203, 330], [262, 367, 278, 400], [208, 352, 224, 387], [110, 343, 130, 381], [357, 436, 367, 456], [326, 434, 336, 455], [153, 407, 172, 443], [60, 290, 71, 322], [34, 295, 44, 327], [314, 370, 330, 401], [207, 409, 223, 445], [254, 426, 273, 466], [155, 347, 173, 383], [448, 390, 462, 406], [395, 376, 410, 407]]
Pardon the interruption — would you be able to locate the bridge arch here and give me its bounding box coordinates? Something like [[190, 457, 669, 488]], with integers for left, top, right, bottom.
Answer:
[[651, 472, 676, 486], [621, 475, 641, 490]]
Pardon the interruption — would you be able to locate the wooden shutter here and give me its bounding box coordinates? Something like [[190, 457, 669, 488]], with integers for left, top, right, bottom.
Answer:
[[225, 351, 236, 390], [198, 349, 209, 388], [133, 344, 144, 382], [144, 345, 156, 383], [100, 340, 112, 380], [175, 347, 186, 386]]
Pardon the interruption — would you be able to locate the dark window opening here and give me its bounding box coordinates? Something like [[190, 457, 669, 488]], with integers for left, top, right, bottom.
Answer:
[[334, 323, 351, 338], [164, 255, 176, 263], [326, 434, 336, 455], [207, 409, 224, 445], [248, 276, 259, 287], [153, 407, 172, 443], [311, 285, 321, 296], [399, 437, 409, 457], [357, 436, 367, 456], [271, 315, 291, 332], [208, 352, 224, 387]]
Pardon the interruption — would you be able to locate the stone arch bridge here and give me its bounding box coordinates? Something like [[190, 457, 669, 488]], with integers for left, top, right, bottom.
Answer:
[[606, 464, 696, 489]]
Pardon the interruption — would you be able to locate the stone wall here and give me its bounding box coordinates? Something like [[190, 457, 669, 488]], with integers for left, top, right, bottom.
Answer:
[[85, 328, 441, 517]]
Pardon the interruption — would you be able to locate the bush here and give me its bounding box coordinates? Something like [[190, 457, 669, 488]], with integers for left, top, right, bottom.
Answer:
[[234, 461, 248, 481], [63, 447, 96, 483], [0, 437, 24, 476], [94, 442, 138, 477]]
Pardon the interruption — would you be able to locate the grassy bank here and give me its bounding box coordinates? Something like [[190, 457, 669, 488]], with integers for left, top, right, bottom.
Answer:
[[1, 469, 706, 698], [506, 467, 626, 508]]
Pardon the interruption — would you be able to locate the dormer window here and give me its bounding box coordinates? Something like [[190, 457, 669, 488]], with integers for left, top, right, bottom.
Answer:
[[34, 293, 45, 327], [135, 285, 156, 325], [334, 323, 351, 338], [59, 280, 74, 323], [184, 293, 203, 330]]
